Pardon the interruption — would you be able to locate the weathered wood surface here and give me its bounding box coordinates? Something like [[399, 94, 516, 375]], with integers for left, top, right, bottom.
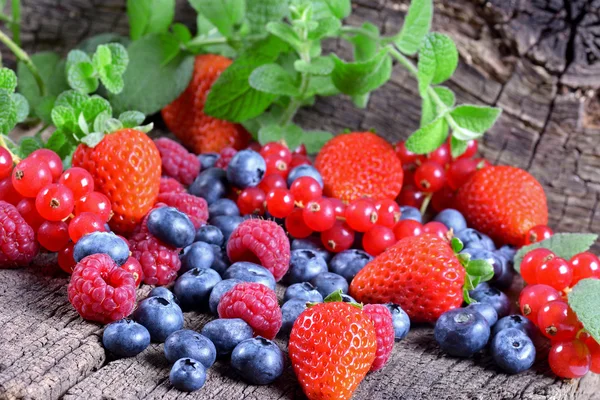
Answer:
[[1, 0, 600, 399]]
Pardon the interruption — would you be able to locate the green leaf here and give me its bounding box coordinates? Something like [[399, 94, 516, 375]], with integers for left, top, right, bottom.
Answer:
[[450, 105, 501, 137], [281, 124, 304, 150], [67, 62, 99, 94], [249, 64, 299, 96], [127, 0, 175, 40], [331, 49, 392, 96], [246, 0, 289, 34], [405, 117, 448, 154], [308, 17, 341, 40], [66, 50, 92, 71], [394, 0, 432, 55], [93, 111, 111, 133], [294, 57, 334, 75], [11, 93, 30, 123], [417, 33, 458, 95], [321, 0, 350, 19], [45, 130, 67, 153], [266, 22, 302, 50], [55, 90, 88, 112], [18, 137, 43, 158], [119, 111, 145, 128], [172, 23, 192, 44], [568, 279, 600, 344], [78, 113, 90, 136], [77, 33, 130, 53], [94, 44, 129, 94], [450, 136, 468, 158], [451, 237, 463, 253], [80, 132, 106, 147], [352, 93, 369, 108], [302, 130, 333, 154], [0, 68, 17, 92], [306, 75, 339, 97], [514, 233, 598, 272], [466, 259, 494, 277], [420, 91, 434, 126], [189, 0, 245, 37], [349, 22, 380, 62], [434, 86, 455, 108], [258, 125, 283, 144], [0, 89, 17, 135], [82, 96, 112, 123], [104, 118, 125, 133], [51, 106, 77, 132]]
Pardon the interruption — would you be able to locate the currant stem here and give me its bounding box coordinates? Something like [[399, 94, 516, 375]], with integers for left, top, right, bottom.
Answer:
[[420, 192, 433, 215], [0, 29, 45, 97], [0, 134, 20, 163]]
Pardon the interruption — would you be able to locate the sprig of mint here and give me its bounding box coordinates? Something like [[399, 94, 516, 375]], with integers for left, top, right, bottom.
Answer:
[[66, 44, 129, 95]]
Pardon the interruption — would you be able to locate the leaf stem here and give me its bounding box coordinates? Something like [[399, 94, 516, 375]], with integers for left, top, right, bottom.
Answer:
[[185, 36, 228, 48], [0, 30, 45, 97], [10, 0, 20, 46], [339, 26, 380, 41], [0, 13, 12, 24], [278, 72, 310, 126], [420, 192, 433, 215], [0, 134, 20, 163]]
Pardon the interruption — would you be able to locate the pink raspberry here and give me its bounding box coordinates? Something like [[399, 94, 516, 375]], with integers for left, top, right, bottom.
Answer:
[[227, 218, 290, 281], [157, 192, 208, 229], [67, 253, 137, 324], [363, 304, 395, 371], [130, 231, 181, 286], [218, 282, 282, 339], [159, 177, 185, 194], [215, 147, 237, 169], [121, 256, 143, 287], [154, 138, 201, 185], [0, 201, 38, 268]]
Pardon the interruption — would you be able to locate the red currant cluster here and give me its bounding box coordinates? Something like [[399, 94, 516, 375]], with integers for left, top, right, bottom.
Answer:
[[518, 248, 600, 378], [0, 147, 112, 273]]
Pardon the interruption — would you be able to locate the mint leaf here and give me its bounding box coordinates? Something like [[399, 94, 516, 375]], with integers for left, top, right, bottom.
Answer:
[[55, 90, 88, 111], [127, 0, 175, 40], [258, 125, 283, 144], [450, 105, 501, 135], [394, 0, 432, 55], [67, 62, 99, 93], [281, 124, 304, 150], [249, 64, 300, 96], [51, 106, 77, 133], [94, 44, 129, 94], [246, 0, 289, 34], [450, 136, 468, 158], [0, 68, 17, 92], [321, 0, 351, 19], [421, 92, 434, 126], [294, 57, 334, 75], [308, 17, 341, 40], [18, 137, 43, 158], [12, 93, 30, 123], [172, 23, 192, 44], [189, 0, 245, 37], [306, 75, 339, 97], [331, 49, 392, 96], [568, 279, 600, 344], [405, 116, 448, 154], [349, 22, 380, 61], [45, 130, 67, 153], [266, 22, 302, 50], [417, 33, 458, 95], [0, 89, 17, 134], [82, 96, 112, 123], [434, 86, 455, 108], [119, 111, 145, 128], [66, 50, 92, 71], [303, 130, 333, 154], [514, 233, 598, 272]]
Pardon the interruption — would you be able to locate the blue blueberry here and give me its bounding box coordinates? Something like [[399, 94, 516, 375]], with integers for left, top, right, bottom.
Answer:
[[466, 302, 498, 327], [209, 215, 244, 241], [384, 303, 411, 341], [460, 248, 506, 284], [310, 272, 349, 298], [290, 237, 331, 262], [231, 337, 285, 385], [198, 152, 219, 169], [434, 308, 490, 357], [490, 260, 515, 290], [287, 165, 323, 187], [210, 244, 230, 275], [469, 284, 511, 319], [147, 207, 195, 248], [195, 225, 224, 246], [223, 262, 276, 291], [148, 287, 178, 304], [208, 198, 240, 218], [329, 249, 373, 282], [169, 358, 207, 392], [208, 279, 242, 315], [132, 296, 184, 342], [283, 282, 323, 303], [455, 228, 496, 251], [73, 232, 129, 266], [433, 209, 467, 232], [496, 245, 517, 263], [341, 293, 357, 303], [174, 268, 222, 311], [189, 168, 228, 205], [283, 249, 328, 284], [399, 206, 422, 223], [492, 315, 537, 338], [180, 242, 215, 273], [491, 328, 536, 374], [280, 299, 308, 335], [102, 319, 150, 358], [226, 150, 266, 189], [164, 329, 217, 368], [201, 318, 254, 357]]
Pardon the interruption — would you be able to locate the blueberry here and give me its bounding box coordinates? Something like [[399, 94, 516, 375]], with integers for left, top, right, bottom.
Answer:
[[466, 302, 498, 327], [231, 337, 285, 385], [209, 215, 244, 241], [195, 225, 224, 246], [201, 318, 254, 357], [210, 244, 230, 275], [208, 198, 240, 218], [283, 282, 323, 303], [496, 245, 517, 262], [399, 206, 422, 223], [174, 268, 222, 311], [491, 328, 536, 374], [164, 329, 217, 368], [290, 237, 331, 262], [310, 272, 349, 298], [148, 287, 178, 304], [169, 358, 207, 392], [198, 152, 219, 169], [490, 260, 515, 290], [147, 207, 195, 248], [287, 165, 323, 187], [455, 228, 496, 251], [492, 315, 537, 338], [341, 293, 357, 303], [189, 168, 228, 205], [208, 278, 242, 315], [384, 303, 411, 341], [223, 261, 276, 291], [460, 248, 506, 284], [226, 150, 266, 189], [180, 242, 215, 273], [329, 249, 373, 282], [132, 296, 184, 342], [73, 232, 129, 266], [433, 209, 467, 232], [283, 249, 328, 284], [102, 319, 150, 358], [434, 308, 490, 357], [469, 285, 511, 319], [280, 299, 308, 335]]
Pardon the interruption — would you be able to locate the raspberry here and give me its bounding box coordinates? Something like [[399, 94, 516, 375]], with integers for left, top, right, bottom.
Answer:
[[130, 231, 181, 286], [217, 282, 282, 339], [226, 218, 290, 281], [159, 177, 185, 194], [363, 304, 395, 371], [156, 192, 208, 229], [67, 253, 137, 324], [215, 147, 237, 169], [0, 201, 39, 268], [154, 138, 201, 185]]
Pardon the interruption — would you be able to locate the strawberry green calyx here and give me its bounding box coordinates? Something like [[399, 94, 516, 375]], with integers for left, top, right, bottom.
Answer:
[[452, 237, 494, 304]]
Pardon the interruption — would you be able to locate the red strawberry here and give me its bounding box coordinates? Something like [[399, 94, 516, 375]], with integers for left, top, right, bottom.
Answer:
[[161, 55, 250, 154], [455, 166, 548, 246]]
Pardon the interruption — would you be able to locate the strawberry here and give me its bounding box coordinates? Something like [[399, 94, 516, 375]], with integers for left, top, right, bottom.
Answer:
[[315, 132, 404, 203], [288, 291, 377, 400], [455, 166, 548, 246], [161, 54, 251, 154], [72, 128, 161, 234]]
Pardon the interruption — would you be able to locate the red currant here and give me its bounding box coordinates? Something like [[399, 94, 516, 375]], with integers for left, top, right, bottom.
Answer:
[[75, 191, 112, 222], [0, 177, 21, 205], [428, 143, 451, 166], [395, 141, 418, 164], [363, 225, 396, 256], [237, 187, 266, 216], [35, 184, 75, 221], [396, 184, 424, 208], [285, 208, 313, 238], [374, 198, 400, 228], [0, 146, 13, 180], [30, 149, 63, 181], [12, 158, 52, 198], [457, 139, 478, 159], [518, 284, 561, 324], [520, 248, 555, 285], [345, 198, 378, 232], [16, 198, 46, 231], [537, 300, 582, 342], [68, 212, 106, 242], [330, 198, 346, 219], [524, 225, 553, 245], [260, 142, 292, 163], [289, 154, 311, 169], [423, 221, 449, 241], [292, 144, 307, 156], [121, 256, 143, 287], [258, 174, 287, 193], [57, 242, 76, 273], [37, 220, 70, 252], [570, 252, 600, 285], [393, 219, 423, 240], [290, 176, 322, 206], [302, 198, 336, 232], [264, 154, 289, 179], [584, 336, 600, 374], [447, 158, 478, 190], [59, 167, 94, 200], [431, 186, 456, 212], [266, 189, 295, 218], [414, 161, 446, 192], [321, 222, 355, 253], [536, 257, 572, 291], [548, 340, 591, 379]]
